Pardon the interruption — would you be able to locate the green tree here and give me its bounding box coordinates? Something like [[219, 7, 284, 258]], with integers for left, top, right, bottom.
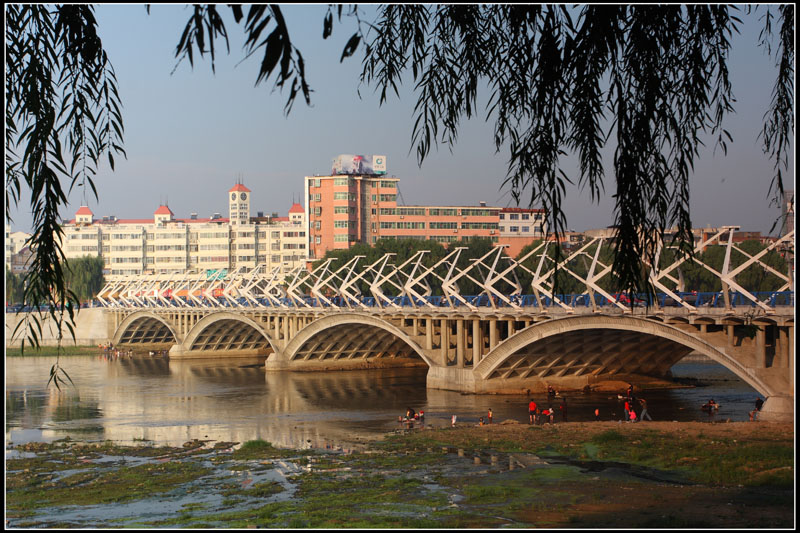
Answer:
[[6, 267, 25, 305], [64, 255, 105, 303]]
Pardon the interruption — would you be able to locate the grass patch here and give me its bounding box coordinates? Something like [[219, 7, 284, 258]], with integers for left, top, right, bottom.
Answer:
[[231, 439, 302, 460], [6, 345, 103, 357]]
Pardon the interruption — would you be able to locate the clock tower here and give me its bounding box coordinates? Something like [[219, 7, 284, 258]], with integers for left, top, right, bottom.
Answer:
[[229, 183, 251, 226]]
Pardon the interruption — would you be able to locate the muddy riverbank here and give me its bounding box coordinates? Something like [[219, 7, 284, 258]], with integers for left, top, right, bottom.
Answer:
[[6, 421, 793, 528]]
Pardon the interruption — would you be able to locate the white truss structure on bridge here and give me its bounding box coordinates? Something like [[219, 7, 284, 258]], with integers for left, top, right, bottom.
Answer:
[[97, 228, 794, 313]]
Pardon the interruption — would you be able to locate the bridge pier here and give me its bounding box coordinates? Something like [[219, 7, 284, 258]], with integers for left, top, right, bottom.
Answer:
[[759, 395, 793, 422]]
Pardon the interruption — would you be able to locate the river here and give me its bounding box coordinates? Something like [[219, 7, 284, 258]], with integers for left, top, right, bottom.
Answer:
[[6, 354, 762, 451]]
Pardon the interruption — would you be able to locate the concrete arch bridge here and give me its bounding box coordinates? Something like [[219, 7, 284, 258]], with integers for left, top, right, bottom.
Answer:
[[101, 228, 794, 421]]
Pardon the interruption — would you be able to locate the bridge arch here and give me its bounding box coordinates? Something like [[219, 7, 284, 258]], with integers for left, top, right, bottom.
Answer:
[[181, 312, 278, 355], [113, 311, 181, 346], [473, 315, 776, 396], [282, 313, 433, 367]]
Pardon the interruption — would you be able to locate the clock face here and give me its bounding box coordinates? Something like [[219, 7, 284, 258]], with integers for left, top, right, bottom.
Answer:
[[231, 193, 236, 200], [240, 192, 247, 201]]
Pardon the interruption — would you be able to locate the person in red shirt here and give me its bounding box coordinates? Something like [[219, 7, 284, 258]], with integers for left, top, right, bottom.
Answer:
[[528, 400, 538, 424]]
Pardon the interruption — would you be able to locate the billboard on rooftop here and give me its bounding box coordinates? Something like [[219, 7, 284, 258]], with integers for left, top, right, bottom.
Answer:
[[332, 154, 387, 175]]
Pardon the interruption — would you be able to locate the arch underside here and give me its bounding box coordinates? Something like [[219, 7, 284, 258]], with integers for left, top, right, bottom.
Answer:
[[290, 324, 423, 363], [188, 319, 273, 352], [117, 317, 177, 345], [487, 328, 693, 381]]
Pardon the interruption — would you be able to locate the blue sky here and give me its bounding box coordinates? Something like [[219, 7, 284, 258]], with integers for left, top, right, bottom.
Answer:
[[8, 5, 794, 234]]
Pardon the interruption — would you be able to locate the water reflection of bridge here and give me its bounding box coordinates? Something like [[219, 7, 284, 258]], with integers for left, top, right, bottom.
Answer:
[[98, 358, 428, 449], [101, 230, 794, 421]]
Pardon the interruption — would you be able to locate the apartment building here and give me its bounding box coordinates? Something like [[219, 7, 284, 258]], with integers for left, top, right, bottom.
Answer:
[[305, 155, 547, 259], [59, 184, 307, 279]]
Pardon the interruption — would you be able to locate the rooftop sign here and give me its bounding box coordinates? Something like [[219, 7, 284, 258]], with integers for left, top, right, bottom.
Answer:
[[332, 154, 387, 175]]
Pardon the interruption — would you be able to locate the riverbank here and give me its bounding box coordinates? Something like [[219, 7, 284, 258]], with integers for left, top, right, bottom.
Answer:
[[5, 345, 103, 357], [6, 421, 793, 528]]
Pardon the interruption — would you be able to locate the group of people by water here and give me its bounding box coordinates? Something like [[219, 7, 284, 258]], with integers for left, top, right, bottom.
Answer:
[[98, 343, 133, 360], [398, 383, 768, 429], [98, 343, 168, 360]]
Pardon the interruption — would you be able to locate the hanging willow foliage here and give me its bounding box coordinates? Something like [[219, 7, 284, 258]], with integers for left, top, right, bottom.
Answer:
[[6, 5, 125, 386]]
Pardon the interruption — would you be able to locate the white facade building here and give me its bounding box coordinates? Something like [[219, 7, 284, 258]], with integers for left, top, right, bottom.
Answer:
[[57, 184, 307, 280]]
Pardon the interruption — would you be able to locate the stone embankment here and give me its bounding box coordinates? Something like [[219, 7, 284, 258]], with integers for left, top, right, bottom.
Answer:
[[5, 308, 112, 348]]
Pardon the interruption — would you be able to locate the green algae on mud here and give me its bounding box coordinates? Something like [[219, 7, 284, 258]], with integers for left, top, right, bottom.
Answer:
[[7, 460, 213, 511], [6, 424, 794, 529]]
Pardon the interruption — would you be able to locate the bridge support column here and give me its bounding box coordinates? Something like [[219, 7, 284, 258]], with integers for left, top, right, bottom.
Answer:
[[777, 326, 789, 369], [727, 325, 734, 347], [426, 318, 433, 350], [441, 319, 449, 366], [472, 319, 481, 365], [759, 395, 793, 423], [264, 347, 290, 371], [412, 318, 419, 337], [427, 365, 478, 393], [456, 319, 464, 368], [790, 326, 794, 393], [489, 319, 498, 350], [756, 327, 766, 368]]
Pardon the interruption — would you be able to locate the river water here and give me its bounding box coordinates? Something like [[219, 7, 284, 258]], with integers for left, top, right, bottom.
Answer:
[[6, 354, 761, 451]]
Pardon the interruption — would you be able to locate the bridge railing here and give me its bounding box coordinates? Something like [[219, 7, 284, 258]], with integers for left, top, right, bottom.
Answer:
[[97, 228, 793, 314], [103, 290, 794, 311]]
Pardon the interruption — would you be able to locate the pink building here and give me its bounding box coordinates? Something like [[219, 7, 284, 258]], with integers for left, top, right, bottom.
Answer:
[[305, 172, 545, 259]]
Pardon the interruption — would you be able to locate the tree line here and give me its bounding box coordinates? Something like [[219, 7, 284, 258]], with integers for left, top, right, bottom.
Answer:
[[6, 256, 105, 307]]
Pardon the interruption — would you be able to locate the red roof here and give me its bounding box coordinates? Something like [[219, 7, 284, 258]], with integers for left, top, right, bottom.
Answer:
[[154, 205, 174, 216], [288, 203, 304, 214], [76, 206, 93, 215], [229, 184, 251, 193]]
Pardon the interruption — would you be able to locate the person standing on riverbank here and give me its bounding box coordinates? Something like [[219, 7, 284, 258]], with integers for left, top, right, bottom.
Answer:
[[528, 399, 538, 424], [487, 408, 493, 424], [750, 398, 764, 421], [639, 398, 653, 421]]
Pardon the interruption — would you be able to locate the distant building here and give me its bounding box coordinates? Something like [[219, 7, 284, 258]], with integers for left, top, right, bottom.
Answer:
[[5, 230, 32, 271], [305, 157, 547, 259], [56, 184, 307, 280]]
